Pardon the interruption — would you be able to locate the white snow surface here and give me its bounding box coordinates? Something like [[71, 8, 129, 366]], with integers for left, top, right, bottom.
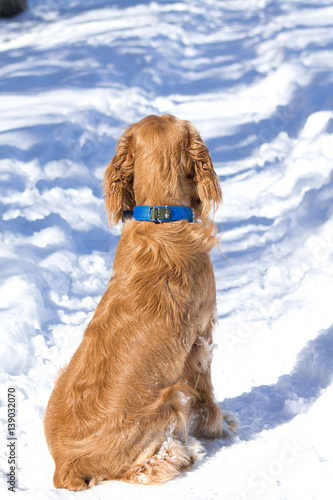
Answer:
[[1, 0, 333, 498]]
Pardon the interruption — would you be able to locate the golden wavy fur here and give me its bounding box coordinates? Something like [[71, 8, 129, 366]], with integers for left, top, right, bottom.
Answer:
[[44, 114, 237, 491]]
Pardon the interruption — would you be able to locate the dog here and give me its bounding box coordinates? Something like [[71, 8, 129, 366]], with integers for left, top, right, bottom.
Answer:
[[44, 114, 237, 491]]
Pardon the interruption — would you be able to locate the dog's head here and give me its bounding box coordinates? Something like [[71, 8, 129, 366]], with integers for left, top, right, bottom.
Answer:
[[103, 114, 222, 226]]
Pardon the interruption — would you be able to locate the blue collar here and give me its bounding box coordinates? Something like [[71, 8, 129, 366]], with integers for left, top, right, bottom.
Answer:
[[132, 206, 193, 223]]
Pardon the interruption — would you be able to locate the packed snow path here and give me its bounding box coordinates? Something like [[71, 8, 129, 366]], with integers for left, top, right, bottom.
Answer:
[[1, 1, 333, 499]]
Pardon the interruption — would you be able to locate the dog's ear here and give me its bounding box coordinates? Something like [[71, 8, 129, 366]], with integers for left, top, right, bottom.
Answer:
[[188, 129, 222, 222], [102, 128, 135, 226]]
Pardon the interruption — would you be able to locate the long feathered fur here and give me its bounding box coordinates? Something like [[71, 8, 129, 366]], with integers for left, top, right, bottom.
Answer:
[[44, 114, 236, 491]]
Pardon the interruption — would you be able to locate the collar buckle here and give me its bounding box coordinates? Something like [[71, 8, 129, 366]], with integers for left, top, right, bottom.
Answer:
[[149, 206, 171, 222]]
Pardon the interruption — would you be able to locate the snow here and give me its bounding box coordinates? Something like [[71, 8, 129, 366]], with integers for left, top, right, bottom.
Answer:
[[1, 0, 333, 498]]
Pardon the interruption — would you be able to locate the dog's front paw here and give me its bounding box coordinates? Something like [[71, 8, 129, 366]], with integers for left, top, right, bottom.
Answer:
[[191, 403, 238, 440], [221, 411, 239, 438], [191, 402, 222, 439]]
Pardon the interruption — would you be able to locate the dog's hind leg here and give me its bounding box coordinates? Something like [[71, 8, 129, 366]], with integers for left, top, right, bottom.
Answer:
[[122, 436, 204, 485], [120, 380, 205, 485], [53, 458, 104, 491]]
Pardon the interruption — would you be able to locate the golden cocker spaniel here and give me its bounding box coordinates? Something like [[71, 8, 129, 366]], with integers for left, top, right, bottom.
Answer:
[[44, 114, 237, 491]]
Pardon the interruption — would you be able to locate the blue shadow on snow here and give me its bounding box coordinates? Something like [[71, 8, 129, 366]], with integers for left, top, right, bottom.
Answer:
[[219, 325, 333, 444]]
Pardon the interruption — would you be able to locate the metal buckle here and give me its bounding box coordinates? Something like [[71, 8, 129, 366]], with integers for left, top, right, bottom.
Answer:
[[149, 206, 171, 222]]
